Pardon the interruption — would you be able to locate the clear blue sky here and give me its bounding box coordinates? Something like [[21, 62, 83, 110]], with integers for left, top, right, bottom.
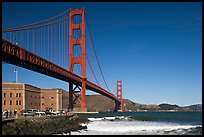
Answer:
[[2, 2, 202, 106]]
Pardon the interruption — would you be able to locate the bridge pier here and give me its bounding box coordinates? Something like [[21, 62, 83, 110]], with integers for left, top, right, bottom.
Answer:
[[68, 82, 87, 112], [68, 82, 74, 111], [114, 101, 121, 112], [80, 79, 87, 109]]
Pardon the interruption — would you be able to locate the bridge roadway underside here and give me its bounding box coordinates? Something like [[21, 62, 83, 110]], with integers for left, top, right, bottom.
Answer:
[[2, 39, 121, 111]]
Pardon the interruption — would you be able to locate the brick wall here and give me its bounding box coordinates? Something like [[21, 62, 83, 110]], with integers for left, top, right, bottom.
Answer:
[[2, 82, 69, 112], [25, 84, 41, 110], [2, 83, 24, 113]]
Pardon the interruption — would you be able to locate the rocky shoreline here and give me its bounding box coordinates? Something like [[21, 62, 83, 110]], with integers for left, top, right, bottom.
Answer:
[[2, 114, 89, 135]]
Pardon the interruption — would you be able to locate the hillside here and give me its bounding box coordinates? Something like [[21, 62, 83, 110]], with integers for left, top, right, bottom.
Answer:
[[183, 104, 202, 111], [86, 94, 202, 112], [86, 94, 115, 112]]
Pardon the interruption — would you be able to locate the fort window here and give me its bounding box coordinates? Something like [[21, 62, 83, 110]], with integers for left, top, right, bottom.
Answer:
[[10, 93, 12, 97], [19, 93, 21, 97], [4, 100, 6, 105], [4, 93, 6, 97], [19, 100, 21, 105], [16, 93, 18, 97], [10, 100, 12, 105], [51, 97, 54, 99], [16, 100, 18, 105]]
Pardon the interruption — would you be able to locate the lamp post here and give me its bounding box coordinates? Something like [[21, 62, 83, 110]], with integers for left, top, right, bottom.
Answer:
[[13, 69, 18, 83]]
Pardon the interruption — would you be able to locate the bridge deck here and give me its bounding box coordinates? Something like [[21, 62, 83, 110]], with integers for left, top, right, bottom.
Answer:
[[2, 39, 120, 104]]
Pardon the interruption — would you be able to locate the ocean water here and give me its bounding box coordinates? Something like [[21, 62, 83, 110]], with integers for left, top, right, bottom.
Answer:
[[70, 112, 202, 135]]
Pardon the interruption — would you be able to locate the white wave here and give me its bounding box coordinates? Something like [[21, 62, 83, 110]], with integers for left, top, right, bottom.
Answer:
[[80, 123, 88, 127], [104, 116, 115, 120], [87, 116, 130, 122], [115, 116, 125, 119], [71, 120, 201, 135], [88, 117, 104, 121]]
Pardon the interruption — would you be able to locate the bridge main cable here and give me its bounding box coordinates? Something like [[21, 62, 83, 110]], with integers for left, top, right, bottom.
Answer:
[[2, 9, 69, 32], [2, 16, 69, 32], [85, 13, 111, 92], [72, 13, 101, 87]]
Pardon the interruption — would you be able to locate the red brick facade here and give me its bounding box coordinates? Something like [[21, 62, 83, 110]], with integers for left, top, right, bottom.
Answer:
[[2, 82, 69, 113], [2, 83, 24, 113], [41, 89, 69, 111]]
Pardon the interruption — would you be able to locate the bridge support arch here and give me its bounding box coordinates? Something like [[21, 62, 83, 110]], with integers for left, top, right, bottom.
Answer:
[[68, 8, 87, 112]]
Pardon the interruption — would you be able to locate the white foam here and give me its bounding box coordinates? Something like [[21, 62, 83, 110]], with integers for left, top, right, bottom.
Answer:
[[88, 117, 104, 121], [80, 123, 88, 127], [104, 116, 115, 120], [71, 120, 201, 135], [115, 116, 125, 119]]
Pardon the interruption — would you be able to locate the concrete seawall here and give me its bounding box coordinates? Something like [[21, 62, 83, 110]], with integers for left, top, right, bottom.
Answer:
[[2, 114, 89, 135]]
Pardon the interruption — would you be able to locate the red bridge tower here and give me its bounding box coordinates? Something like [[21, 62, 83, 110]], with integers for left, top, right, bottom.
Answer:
[[68, 8, 87, 112], [116, 80, 123, 112]]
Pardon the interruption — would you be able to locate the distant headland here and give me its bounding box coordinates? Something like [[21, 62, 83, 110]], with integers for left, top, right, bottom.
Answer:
[[86, 95, 202, 112]]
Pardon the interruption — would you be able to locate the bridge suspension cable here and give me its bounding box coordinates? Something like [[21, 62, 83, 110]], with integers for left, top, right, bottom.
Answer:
[[2, 16, 69, 32], [85, 13, 111, 92], [86, 56, 100, 86], [2, 9, 110, 93], [73, 14, 100, 87], [2, 9, 70, 71], [2, 9, 69, 32]]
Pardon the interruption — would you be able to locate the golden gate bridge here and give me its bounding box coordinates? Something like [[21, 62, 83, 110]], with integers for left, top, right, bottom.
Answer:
[[2, 8, 123, 112]]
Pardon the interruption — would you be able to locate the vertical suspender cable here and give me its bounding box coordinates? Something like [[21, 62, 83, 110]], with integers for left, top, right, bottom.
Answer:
[[32, 28, 34, 53], [49, 25, 51, 62], [63, 20, 65, 68], [43, 27, 46, 59], [39, 28, 42, 56], [58, 22, 60, 66], [51, 24, 53, 61], [54, 23, 56, 64], [27, 30, 28, 50], [63, 20, 64, 68], [47, 26, 49, 60]]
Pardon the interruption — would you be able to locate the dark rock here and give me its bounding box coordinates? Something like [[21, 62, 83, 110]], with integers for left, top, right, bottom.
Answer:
[[2, 114, 89, 135]]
